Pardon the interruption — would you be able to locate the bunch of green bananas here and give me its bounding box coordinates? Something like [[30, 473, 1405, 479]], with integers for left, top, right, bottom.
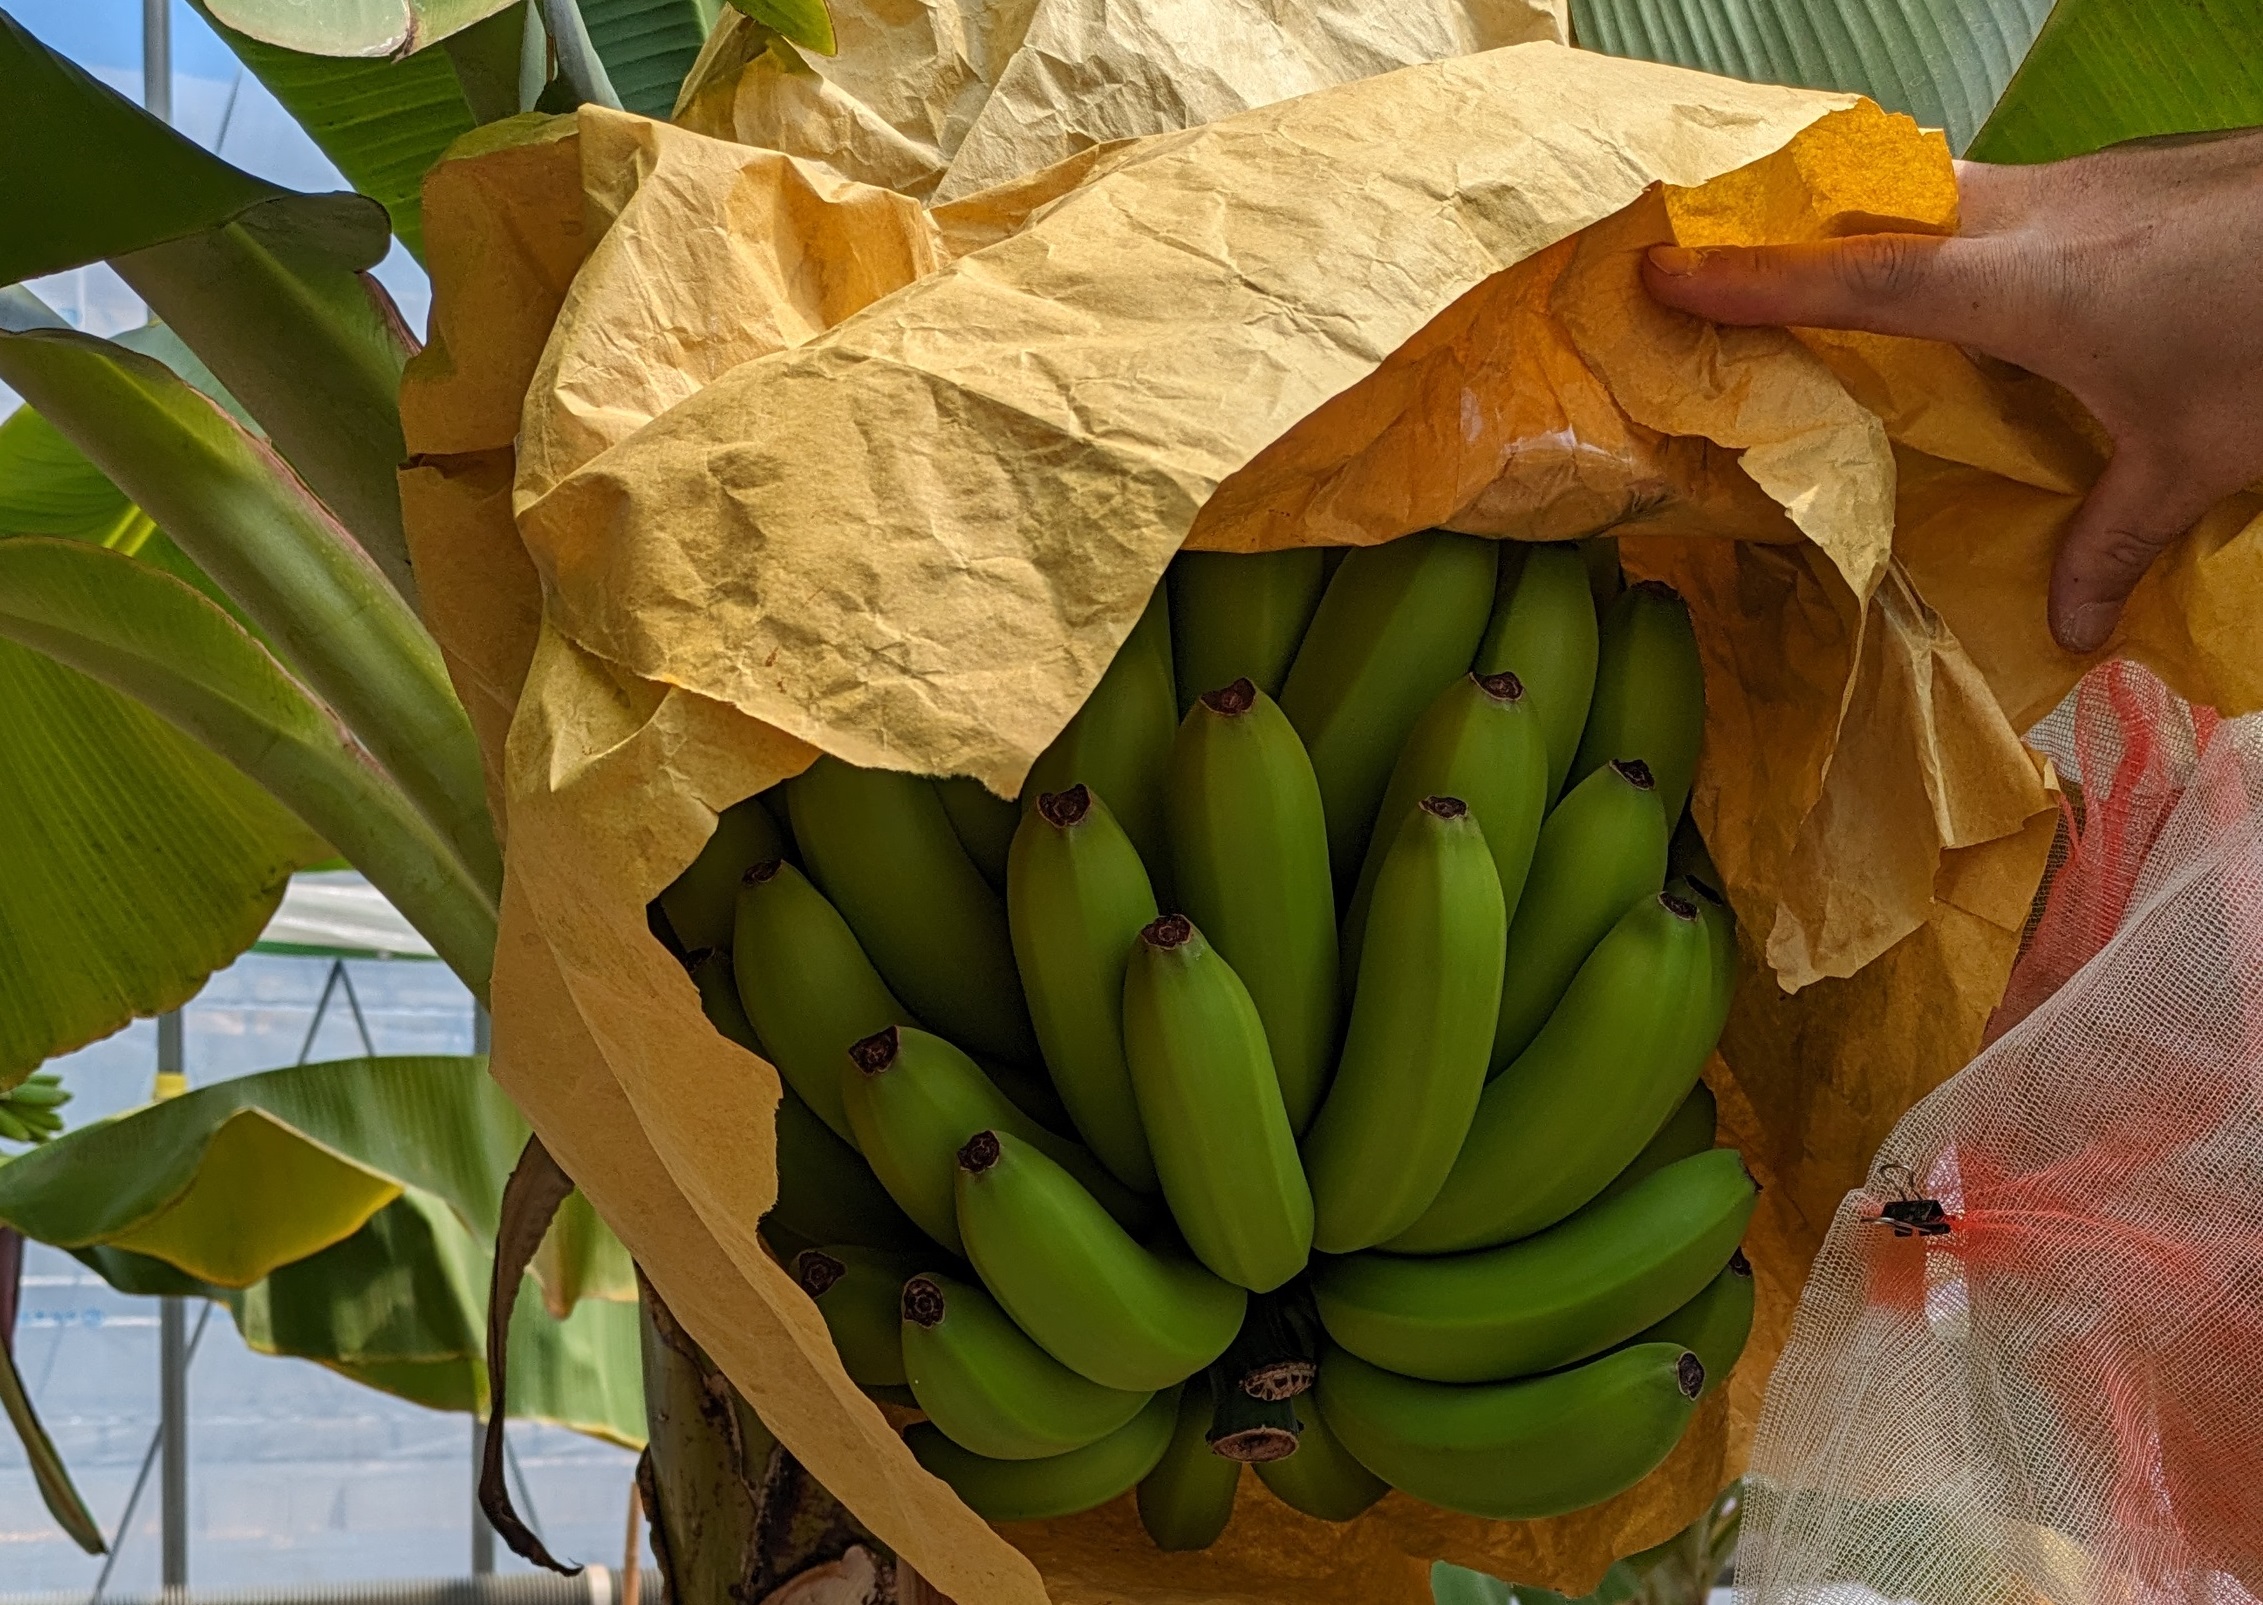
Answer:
[[0, 1072, 71, 1146], [652, 533, 1754, 1542]]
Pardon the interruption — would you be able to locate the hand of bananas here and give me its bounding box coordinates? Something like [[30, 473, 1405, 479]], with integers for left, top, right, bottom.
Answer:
[[0, 1072, 71, 1146], [655, 533, 1754, 1542]]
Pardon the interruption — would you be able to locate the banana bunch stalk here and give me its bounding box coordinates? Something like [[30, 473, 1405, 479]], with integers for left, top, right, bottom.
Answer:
[[653, 533, 1747, 1549]]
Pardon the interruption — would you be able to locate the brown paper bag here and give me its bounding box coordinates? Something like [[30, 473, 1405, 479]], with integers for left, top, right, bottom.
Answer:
[[398, 27, 2263, 1604]]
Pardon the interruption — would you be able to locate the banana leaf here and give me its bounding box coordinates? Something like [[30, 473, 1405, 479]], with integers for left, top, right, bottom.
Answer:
[[203, 0, 518, 55], [0, 1228, 104, 1553]]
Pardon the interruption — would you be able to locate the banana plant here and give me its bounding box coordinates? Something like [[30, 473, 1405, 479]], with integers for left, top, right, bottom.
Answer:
[[1, 0, 2256, 1594]]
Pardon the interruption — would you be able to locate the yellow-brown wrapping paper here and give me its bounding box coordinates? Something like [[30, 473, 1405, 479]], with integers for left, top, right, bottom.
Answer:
[[397, 18, 2263, 1603]]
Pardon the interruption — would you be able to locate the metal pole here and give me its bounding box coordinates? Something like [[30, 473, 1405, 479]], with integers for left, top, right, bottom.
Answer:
[[160, 1297, 188, 1593], [472, 1416, 495, 1576], [142, 0, 171, 123]]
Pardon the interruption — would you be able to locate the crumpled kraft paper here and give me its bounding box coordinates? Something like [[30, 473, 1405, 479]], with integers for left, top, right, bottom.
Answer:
[[396, 31, 2263, 1605]]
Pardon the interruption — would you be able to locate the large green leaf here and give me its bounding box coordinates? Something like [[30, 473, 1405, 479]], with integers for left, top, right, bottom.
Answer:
[[203, 0, 515, 55], [1569, 0, 2053, 154], [0, 537, 498, 993], [724, 0, 833, 57], [584, 0, 721, 117], [1969, 0, 2263, 162], [0, 308, 498, 904], [192, 2, 481, 260]]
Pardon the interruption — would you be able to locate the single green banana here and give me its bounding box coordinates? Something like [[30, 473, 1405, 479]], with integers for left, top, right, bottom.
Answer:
[[1568, 581, 1705, 822], [905, 1385, 1181, 1523], [1627, 1250, 1753, 1399], [936, 775, 1020, 892], [12, 1107, 62, 1135], [1137, 1377, 1242, 1551], [1340, 671, 1548, 979], [1025, 584, 1178, 891], [1589, 1079, 1717, 1209], [656, 793, 788, 953], [688, 946, 763, 1054], [1314, 1149, 1757, 1382], [1166, 678, 1340, 1133], [954, 1129, 1245, 1391], [1168, 547, 1330, 714], [786, 756, 1037, 1065], [733, 858, 909, 1144], [796, 1245, 920, 1388], [1674, 873, 1740, 1067], [1669, 809, 1720, 891], [771, 1080, 923, 1252], [1121, 914, 1313, 1291], [1489, 757, 1669, 1075], [1252, 1398, 1386, 1523], [1006, 784, 1160, 1192], [1391, 890, 1715, 1254], [842, 1027, 1147, 1255], [900, 1271, 1153, 1459], [0, 1107, 36, 1144], [1473, 543, 1598, 803], [1278, 530, 1498, 885], [1303, 797, 1506, 1254], [5, 1076, 70, 1109], [1315, 1341, 1702, 1520]]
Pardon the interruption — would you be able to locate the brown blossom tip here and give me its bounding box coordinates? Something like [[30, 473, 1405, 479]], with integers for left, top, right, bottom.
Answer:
[[1420, 795, 1468, 820], [1209, 1426, 1301, 1464], [1729, 1248, 1752, 1277], [1141, 914, 1195, 950], [795, 1250, 846, 1297], [1037, 784, 1092, 828], [1199, 678, 1258, 716], [1611, 758, 1657, 790], [957, 1130, 1002, 1173], [1475, 671, 1524, 702], [1660, 892, 1699, 921], [1676, 1352, 1706, 1399], [1683, 874, 1725, 907], [1241, 1360, 1317, 1401], [848, 1027, 900, 1074], [745, 859, 784, 885], [901, 1276, 947, 1328]]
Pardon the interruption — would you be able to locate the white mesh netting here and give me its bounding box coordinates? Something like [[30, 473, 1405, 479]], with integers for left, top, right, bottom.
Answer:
[[1738, 661, 2263, 1605]]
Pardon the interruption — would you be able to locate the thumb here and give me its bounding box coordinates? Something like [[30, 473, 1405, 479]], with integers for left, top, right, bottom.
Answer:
[[2049, 447, 2215, 655], [1643, 235, 2007, 347]]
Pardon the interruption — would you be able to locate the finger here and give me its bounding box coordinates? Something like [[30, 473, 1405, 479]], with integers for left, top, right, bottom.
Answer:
[[2048, 448, 2218, 655], [1642, 235, 2011, 347]]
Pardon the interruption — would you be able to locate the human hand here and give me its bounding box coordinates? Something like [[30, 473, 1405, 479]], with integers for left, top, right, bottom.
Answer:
[[1642, 129, 2263, 654]]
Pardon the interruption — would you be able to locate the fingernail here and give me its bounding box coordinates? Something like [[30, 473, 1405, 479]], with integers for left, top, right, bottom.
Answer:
[[1647, 245, 1707, 277], [2055, 602, 2116, 655]]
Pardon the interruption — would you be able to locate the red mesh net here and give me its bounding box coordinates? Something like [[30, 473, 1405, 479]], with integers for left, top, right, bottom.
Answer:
[[1739, 662, 2263, 1605]]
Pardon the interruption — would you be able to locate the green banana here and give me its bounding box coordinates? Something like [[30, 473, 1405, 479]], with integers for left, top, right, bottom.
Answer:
[[1121, 914, 1313, 1291], [1252, 1398, 1386, 1523], [1489, 757, 1669, 1075], [1167, 547, 1329, 714], [1391, 890, 1715, 1254], [1674, 873, 1740, 1064], [905, 1385, 1181, 1523], [13, 1109, 62, 1138], [1568, 581, 1705, 822], [1473, 543, 1598, 803], [1313, 1149, 1757, 1382], [1341, 671, 1548, 979], [796, 1245, 919, 1388], [900, 1271, 1152, 1459], [1006, 784, 1160, 1192], [1025, 584, 1179, 890], [733, 858, 909, 1144], [1628, 1250, 1753, 1398], [1315, 1341, 1702, 1520], [771, 1080, 923, 1252], [786, 756, 1037, 1065], [1278, 530, 1499, 885], [656, 792, 788, 953], [1590, 1079, 1717, 1209], [1303, 796, 1506, 1254], [1166, 678, 1340, 1133], [954, 1129, 1245, 1391], [843, 1027, 1147, 1255], [1669, 809, 1720, 891], [1137, 1377, 1242, 1551], [1579, 534, 1623, 612], [688, 946, 763, 1054], [936, 775, 1020, 892], [0, 1106, 35, 1144], [5, 1075, 70, 1109]]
